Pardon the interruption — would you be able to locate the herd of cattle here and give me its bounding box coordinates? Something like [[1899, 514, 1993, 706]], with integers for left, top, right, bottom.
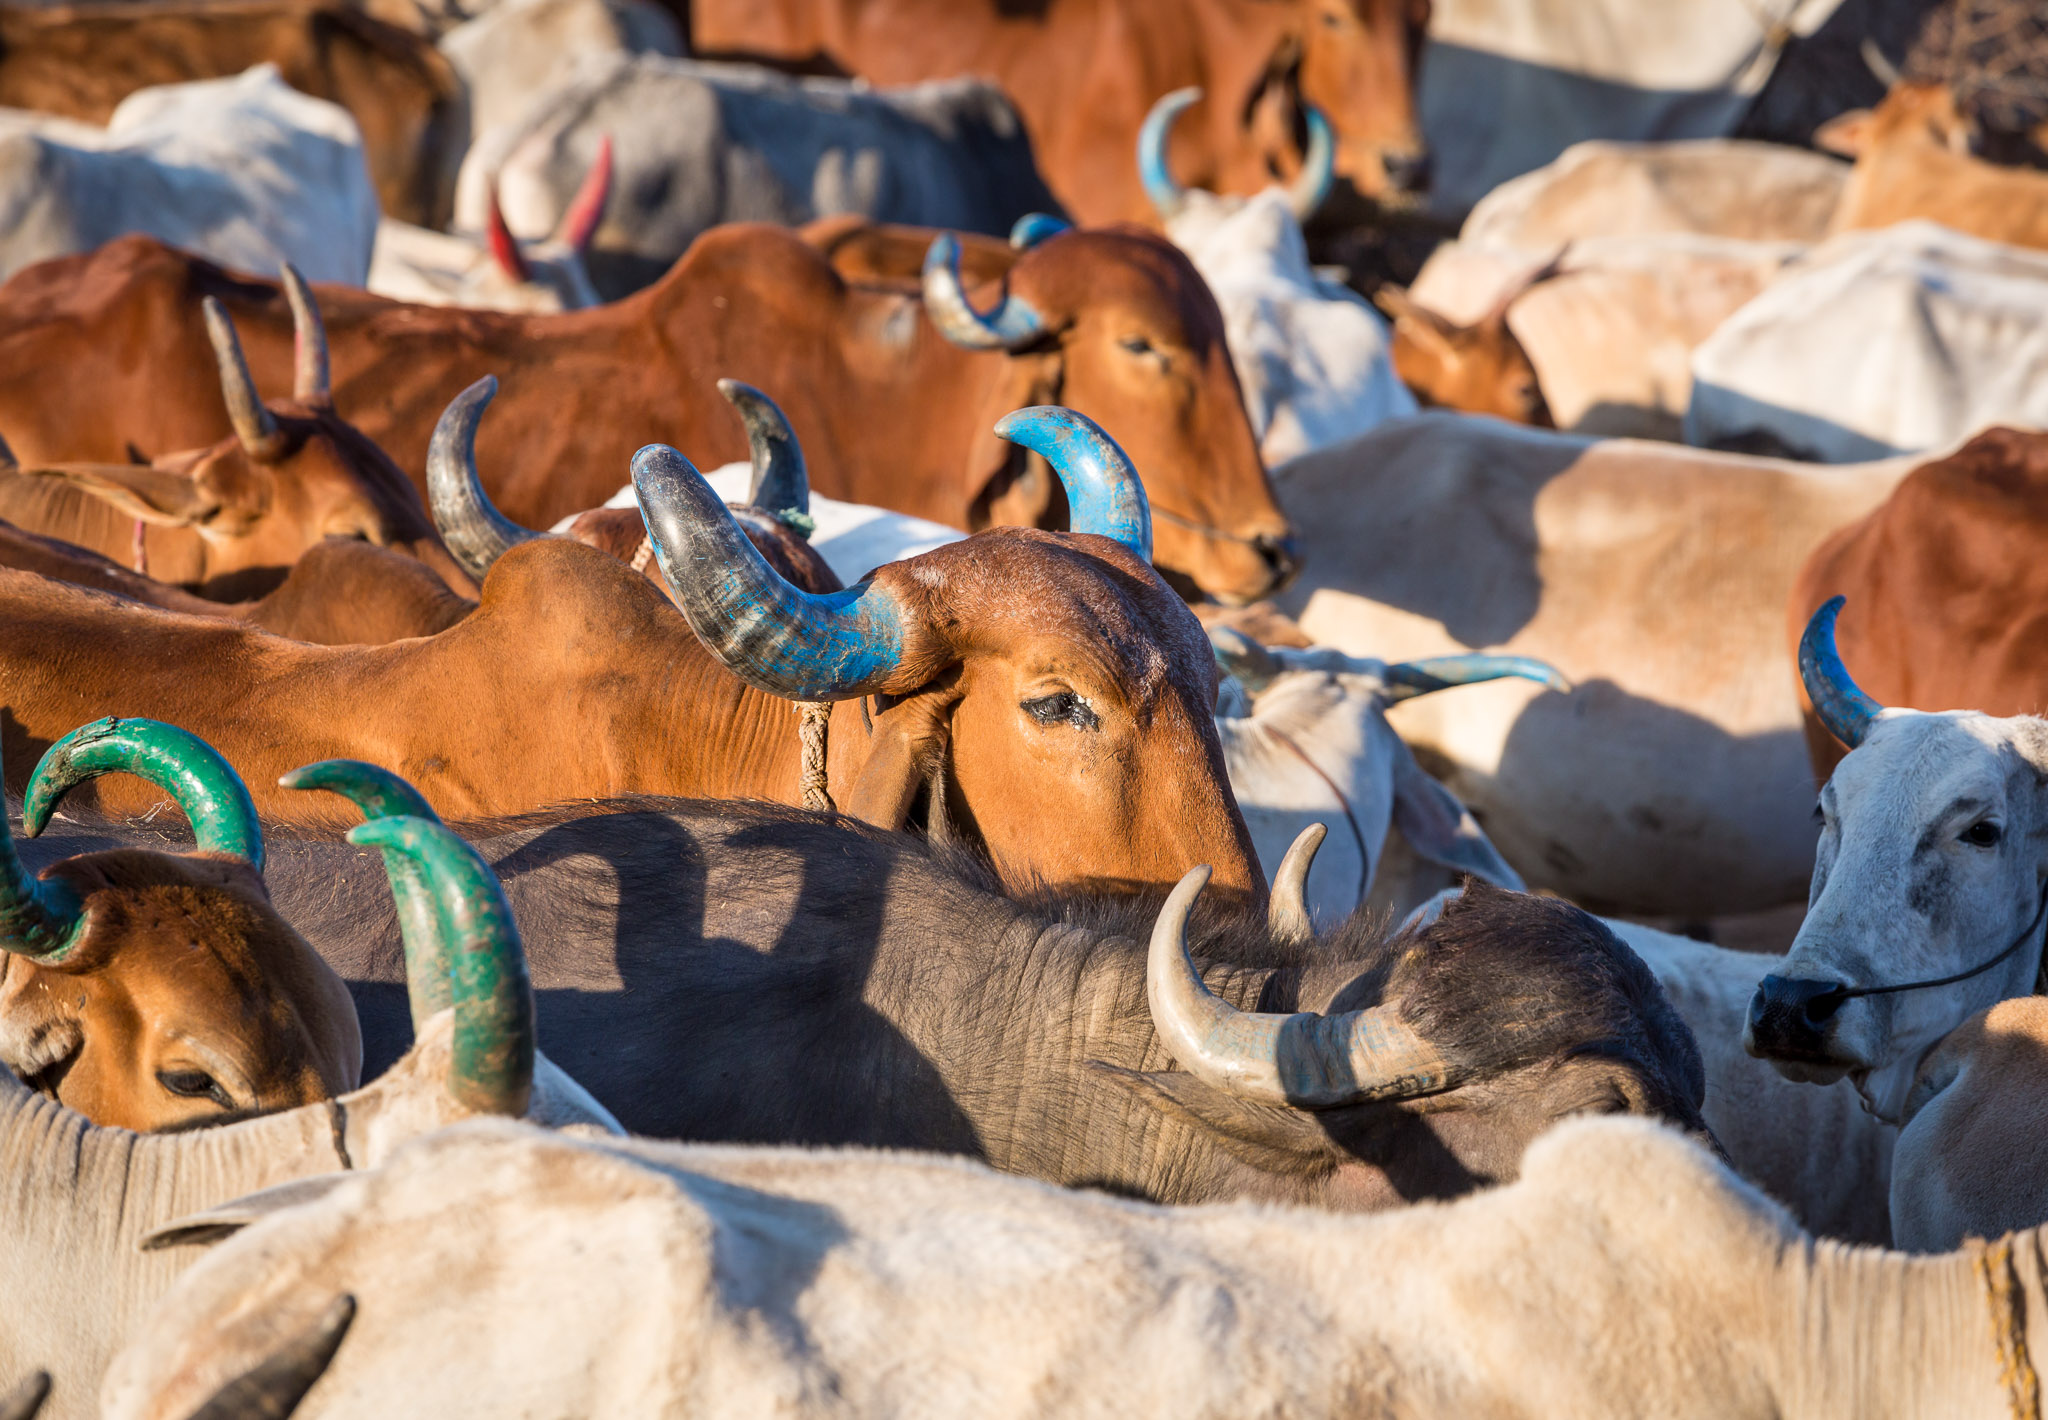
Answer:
[[6, 0, 2048, 1415]]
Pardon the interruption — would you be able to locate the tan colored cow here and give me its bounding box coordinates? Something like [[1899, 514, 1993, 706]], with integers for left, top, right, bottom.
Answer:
[[1822, 80, 2048, 251]]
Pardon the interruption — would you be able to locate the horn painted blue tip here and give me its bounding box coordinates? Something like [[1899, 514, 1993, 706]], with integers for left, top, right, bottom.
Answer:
[[1799, 595, 1886, 751], [1008, 213, 1072, 250], [994, 407, 1152, 562]]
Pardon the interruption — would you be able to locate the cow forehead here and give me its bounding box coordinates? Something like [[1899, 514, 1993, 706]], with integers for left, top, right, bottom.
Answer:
[[1016, 231, 1222, 343], [1831, 711, 2046, 829]]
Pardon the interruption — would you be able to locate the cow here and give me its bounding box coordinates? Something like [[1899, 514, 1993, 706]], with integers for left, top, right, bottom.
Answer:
[[1271, 412, 1922, 917], [1686, 222, 2048, 463], [689, 0, 1433, 227], [103, 1113, 2038, 1420], [0, 64, 377, 286], [0, 229, 1295, 603], [456, 54, 1063, 299], [0, 269, 476, 601], [0, 405, 1267, 902], [1743, 598, 2048, 1127], [1789, 426, 2048, 783], [436, 0, 681, 139], [0, 0, 465, 226], [0, 717, 358, 1131]]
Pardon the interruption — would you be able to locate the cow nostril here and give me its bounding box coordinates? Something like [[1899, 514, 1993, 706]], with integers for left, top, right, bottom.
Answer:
[[1384, 149, 1433, 194], [1748, 974, 1851, 1057], [1253, 533, 1301, 592]]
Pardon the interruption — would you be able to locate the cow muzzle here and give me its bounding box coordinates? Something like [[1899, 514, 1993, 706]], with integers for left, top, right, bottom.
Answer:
[[1743, 974, 1856, 1080]]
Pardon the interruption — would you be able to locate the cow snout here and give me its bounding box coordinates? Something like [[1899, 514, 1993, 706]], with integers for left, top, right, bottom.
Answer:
[[1382, 147, 1433, 196], [1744, 975, 1850, 1064], [1253, 532, 1302, 594]]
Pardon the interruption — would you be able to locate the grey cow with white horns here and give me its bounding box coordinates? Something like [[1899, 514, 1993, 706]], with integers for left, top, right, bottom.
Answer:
[[0, 760, 616, 1420], [1746, 595, 2048, 1123]]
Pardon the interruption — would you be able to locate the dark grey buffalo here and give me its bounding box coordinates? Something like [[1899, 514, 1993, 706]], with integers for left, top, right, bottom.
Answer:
[[455, 55, 1064, 297], [28, 800, 1706, 1208]]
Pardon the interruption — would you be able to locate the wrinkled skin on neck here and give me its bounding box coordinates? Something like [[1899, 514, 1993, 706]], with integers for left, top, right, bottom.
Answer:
[[1750, 711, 2048, 1121], [0, 851, 360, 1132]]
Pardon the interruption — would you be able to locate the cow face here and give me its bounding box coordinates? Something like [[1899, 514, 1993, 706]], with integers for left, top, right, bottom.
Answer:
[[1294, 0, 1432, 205], [0, 852, 361, 1131], [1746, 711, 2048, 1123], [1816, 82, 1977, 161], [1375, 285, 1552, 426]]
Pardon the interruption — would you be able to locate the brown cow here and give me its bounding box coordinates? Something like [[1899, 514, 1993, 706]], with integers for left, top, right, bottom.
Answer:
[[0, 268, 476, 601], [690, 0, 1432, 226], [0, 401, 1263, 903], [0, 228, 1293, 603], [0, 0, 465, 226], [0, 718, 359, 1131], [1789, 426, 2048, 782], [1369, 252, 1571, 427]]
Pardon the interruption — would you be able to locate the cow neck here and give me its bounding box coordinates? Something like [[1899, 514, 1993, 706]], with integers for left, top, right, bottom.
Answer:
[[0, 472, 215, 590]]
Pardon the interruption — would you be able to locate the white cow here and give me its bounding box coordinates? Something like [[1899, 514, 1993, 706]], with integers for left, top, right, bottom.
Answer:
[[1687, 221, 2048, 462], [104, 1113, 2023, 1420], [0, 65, 378, 285], [438, 0, 680, 140]]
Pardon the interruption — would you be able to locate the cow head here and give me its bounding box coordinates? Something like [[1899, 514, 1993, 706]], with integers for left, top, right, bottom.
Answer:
[[0, 719, 359, 1132], [633, 406, 1266, 902], [13, 269, 475, 599], [474, 135, 611, 312], [1139, 87, 1336, 230], [1816, 80, 1977, 162], [1745, 598, 2048, 1123], [1288, 0, 1432, 206], [923, 227, 1297, 603], [1373, 253, 1567, 427]]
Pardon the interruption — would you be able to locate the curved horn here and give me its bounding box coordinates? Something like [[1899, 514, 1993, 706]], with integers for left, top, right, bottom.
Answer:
[[202, 297, 282, 458], [1008, 212, 1072, 250], [716, 379, 810, 529], [1861, 37, 1904, 89], [1287, 104, 1334, 221], [426, 376, 543, 582], [182, 1294, 354, 1420], [279, 263, 330, 404], [281, 760, 449, 1027], [1208, 626, 1283, 693], [1799, 596, 1885, 750], [1382, 654, 1570, 704], [348, 816, 534, 1116], [1139, 86, 1201, 218], [634, 443, 907, 700], [484, 184, 533, 284], [1147, 865, 1450, 1108], [921, 233, 1046, 351], [0, 811, 83, 962], [554, 133, 614, 254], [1268, 823, 1324, 944], [24, 718, 264, 868], [993, 407, 1151, 559]]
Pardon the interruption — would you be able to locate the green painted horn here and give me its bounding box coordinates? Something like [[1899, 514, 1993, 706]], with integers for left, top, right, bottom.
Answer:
[[348, 815, 533, 1117], [0, 811, 83, 961], [23, 718, 263, 868], [280, 760, 449, 1026]]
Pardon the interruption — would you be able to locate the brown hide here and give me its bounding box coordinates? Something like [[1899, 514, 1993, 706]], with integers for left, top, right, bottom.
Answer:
[[1823, 81, 2048, 251], [802, 214, 1017, 291], [1789, 428, 2048, 782], [0, 850, 360, 1131], [691, 0, 1431, 224], [0, 230, 1292, 602], [0, 0, 465, 226], [0, 535, 1263, 900], [556, 504, 839, 597], [1374, 286, 1553, 427]]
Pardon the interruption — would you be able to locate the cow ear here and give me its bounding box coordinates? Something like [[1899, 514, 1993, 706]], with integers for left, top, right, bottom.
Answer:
[[139, 1173, 352, 1251], [26, 463, 223, 528], [1373, 288, 1461, 364], [841, 686, 960, 831], [1814, 109, 1875, 157], [1086, 1061, 1347, 1171], [1387, 734, 1524, 890]]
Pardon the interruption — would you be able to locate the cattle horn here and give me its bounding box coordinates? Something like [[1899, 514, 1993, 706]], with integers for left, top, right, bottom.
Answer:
[[426, 375, 544, 581], [1138, 86, 1201, 218], [921, 233, 1047, 351], [1148, 865, 1451, 1108], [1287, 105, 1335, 221], [201, 297, 283, 458], [1008, 212, 1071, 250], [348, 815, 535, 1116], [0, 811, 84, 962], [1799, 596, 1886, 750], [281, 760, 450, 1026], [23, 718, 264, 868], [993, 407, 1152, 560], [716, 379, 810, 530], [1382, 654, 1570, 703], [1268, 823, 1324, 943], [279, 263, 330, 405], [181, 1294, 354, 1420], [1861, 38, 1904, 89], [633, 443, 908, 700], [484, 183, 534, 284], [554, 133, 614, 254], [0, 1371, 47, 1420]]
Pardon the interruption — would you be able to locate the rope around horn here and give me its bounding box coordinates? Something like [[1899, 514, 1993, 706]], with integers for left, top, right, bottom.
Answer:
[[797, 701, 834, 813], [1973, 1235, 2041, 1420]]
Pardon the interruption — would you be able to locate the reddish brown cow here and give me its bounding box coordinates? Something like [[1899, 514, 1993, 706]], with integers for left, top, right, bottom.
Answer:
[[0, 228, 1294, 603], [0, 718, 360, 1131], [1789, 427, 2048, 781], [691, 0, 1432, 225], [0, 0, 465, 225], [0, 404, 1263, 903], [1821, 81, 2048, 251]]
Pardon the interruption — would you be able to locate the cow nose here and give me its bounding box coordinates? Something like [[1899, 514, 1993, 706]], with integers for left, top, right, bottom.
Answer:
[[1746, 975, 1849, 1060], [1253, 532, 1301, 593], [1383, 148, 1433, 195]]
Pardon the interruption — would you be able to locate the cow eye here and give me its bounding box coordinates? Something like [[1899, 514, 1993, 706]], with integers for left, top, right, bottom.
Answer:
[[1022, 690, 1101, 730], [1961, 821, 2003, 848], [158, 1068, 234, 1109], [1118, 335, 1156, 357]]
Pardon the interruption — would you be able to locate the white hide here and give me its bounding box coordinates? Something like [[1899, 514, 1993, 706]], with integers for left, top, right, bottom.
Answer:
[[438, 0, 681, 140], [368, 217, 601, 312], [0, 66, 378, 285], [1687, 221, 2048, 462]]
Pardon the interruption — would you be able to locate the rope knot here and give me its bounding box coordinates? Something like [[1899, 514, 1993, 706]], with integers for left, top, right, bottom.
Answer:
[[796, 701, 834, 813]]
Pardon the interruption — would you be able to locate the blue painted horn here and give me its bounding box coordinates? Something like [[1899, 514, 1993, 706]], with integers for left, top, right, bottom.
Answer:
[[633, 443, 908, 700], [1138, 86, 1201, 218], [426, 375, 542, 582], [921, 232, 1047, 351], [1382, 654, 1570, 704], [1799, 596, 1885, 749], [1288, 105, 1334, 221], [715, 379, 810, 533], [993, 407, 1152, 561], [1008, 212, 1072, 250]]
